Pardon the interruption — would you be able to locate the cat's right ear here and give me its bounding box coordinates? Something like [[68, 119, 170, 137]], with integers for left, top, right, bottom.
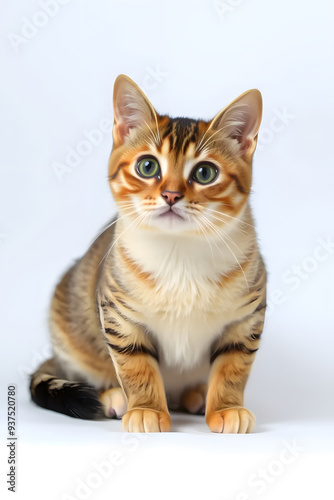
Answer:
[[112, 74, 157, 147]]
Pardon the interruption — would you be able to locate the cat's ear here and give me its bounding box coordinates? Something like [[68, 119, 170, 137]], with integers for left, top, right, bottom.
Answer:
[[112, 74, 158, 146], [209, 89, 262, 157]]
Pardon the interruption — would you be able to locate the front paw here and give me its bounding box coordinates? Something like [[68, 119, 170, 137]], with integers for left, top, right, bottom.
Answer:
[[206, 407, 255, 434], [122, 408, 171, 433]]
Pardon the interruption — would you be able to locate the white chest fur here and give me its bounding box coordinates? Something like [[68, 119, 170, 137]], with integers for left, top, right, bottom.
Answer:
[[120, 227, 248, 369]]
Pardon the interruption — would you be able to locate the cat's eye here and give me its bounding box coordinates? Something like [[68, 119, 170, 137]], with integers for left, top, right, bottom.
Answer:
[[136, 157, 160, 178], [192, 163, 218, 185]]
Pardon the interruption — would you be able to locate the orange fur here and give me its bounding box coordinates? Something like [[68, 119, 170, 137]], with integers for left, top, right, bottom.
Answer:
[[30, 75, 266, 433]]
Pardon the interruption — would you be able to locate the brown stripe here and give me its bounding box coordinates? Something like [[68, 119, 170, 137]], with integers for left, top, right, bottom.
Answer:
[[109, 161, 129, 181], [107, 342, 159, 362], [162, 120, 173, 139], [104, 327, 124, 337], [242, 295, 261, 308], [210, 342, 258, 364], [254, 302, 266, 313], [229, 174, 249, 195], [249, 332, 262, 341]]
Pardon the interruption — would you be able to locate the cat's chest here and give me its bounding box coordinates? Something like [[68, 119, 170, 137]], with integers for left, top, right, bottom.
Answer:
[[140, 279, 237, 368], [119, 235, 243, 368]]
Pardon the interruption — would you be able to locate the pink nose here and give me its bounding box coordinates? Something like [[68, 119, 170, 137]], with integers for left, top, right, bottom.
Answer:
[[161, 190, 183, 206]]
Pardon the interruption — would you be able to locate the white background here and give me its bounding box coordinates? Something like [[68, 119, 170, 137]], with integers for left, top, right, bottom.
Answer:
[[1, 0, 333, 499]]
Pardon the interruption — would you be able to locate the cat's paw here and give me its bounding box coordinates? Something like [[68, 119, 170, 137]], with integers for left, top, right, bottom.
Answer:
[[122, 408, 171, 433], [206, 407, 255, 434], [99, 387, 127, 418], [181, 384, 207, 414]]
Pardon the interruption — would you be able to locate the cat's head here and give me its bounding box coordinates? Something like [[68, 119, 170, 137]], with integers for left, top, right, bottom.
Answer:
[[108, 75, 262, 235]]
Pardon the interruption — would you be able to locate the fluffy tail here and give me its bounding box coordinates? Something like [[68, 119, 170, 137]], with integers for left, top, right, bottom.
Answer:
[[30, 358, 103, 419]]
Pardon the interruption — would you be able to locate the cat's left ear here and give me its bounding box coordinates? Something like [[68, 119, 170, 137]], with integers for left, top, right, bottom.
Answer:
[[112, 74, 158, 147], [209, 89, 262, 157]]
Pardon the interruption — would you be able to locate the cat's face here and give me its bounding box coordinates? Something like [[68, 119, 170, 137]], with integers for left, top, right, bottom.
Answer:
[[109, 75, 262, 236]]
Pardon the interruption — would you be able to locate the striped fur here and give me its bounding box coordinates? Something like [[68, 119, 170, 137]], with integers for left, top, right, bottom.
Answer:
[[30, 75, 266, 433]]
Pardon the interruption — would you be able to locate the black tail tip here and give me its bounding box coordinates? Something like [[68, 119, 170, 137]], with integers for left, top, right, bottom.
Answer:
[[31, 379, 104, 420]]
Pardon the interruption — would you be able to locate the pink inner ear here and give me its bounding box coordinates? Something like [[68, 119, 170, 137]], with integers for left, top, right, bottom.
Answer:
[[229, 111, 258, 152], [231, 130, 245, 144], [116, 121, 130, 142], [241, 137, 253, 152], [230, 128, 253, 154]]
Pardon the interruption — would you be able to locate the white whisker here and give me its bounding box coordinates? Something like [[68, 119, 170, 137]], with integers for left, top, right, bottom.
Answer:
[[204, 207, 254, 229], [194, 216, 216, 266], [196, 122, 241, 154], [97, 211, 146, 270], [205, 212, 248, 235], [197, 214, 229, 272], [144, 120, 160, 148], [196, 127, 224, 154], [89, 207, 138, 247], [199, 213, 249, 289], [196, 127, 210, 152]]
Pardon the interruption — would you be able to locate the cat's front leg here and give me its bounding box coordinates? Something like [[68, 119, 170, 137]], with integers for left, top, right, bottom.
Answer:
[[205, 308, 265, 434], [117, 352, 171, 432], [99, 299, 170, 433]]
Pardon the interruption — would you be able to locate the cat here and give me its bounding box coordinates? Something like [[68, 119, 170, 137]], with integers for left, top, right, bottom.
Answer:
[[30, 74, 266, 433]]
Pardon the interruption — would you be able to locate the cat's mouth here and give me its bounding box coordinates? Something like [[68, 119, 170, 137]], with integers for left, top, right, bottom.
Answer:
[[157, 207, 185, 220], [148, 206, 193, 232]]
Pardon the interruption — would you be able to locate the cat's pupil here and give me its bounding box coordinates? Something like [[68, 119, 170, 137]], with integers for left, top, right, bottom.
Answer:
[[144, 161, 153, 173], [198, 167, 210, 181], [200, 167, 209, 179]]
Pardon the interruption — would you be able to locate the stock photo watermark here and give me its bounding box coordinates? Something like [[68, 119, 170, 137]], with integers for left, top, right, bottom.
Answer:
[[8, 0, 72, 53], [257, 107, 295, 151], [52, 65, 168, 182], [52, 118, 113, 182], [213, 0, 245, 21], [61, 434, 148, 500], [17, 343, 52, 381], [232, 439, 306, 499], [266, 235, 334, 317], [6, 385, 17, 493], [141, 65, 169, 91]]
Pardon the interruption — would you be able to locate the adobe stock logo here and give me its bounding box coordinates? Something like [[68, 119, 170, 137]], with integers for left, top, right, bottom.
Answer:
[[213, 0, 245, 21], [52, 65, 168, 182], [257, 107, 296, 151], [266, 235, 334, 317], [141, 65, 169, 91], [8, 0, 71, 53], [233, 439, 306, 500], [61, 434, 148, 500], [52, 118, 113, 182], [17, 343, 52, 381]]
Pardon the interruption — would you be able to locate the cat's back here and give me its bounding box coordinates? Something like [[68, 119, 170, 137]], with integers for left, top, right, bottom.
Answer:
[[50, 221, 116, 344]]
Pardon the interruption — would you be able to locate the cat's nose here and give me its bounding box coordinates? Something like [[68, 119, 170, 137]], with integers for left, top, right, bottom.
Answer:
[[161, 190, 183, 206]]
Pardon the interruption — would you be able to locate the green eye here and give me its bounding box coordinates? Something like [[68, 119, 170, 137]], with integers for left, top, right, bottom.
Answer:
[[192, 164, 218, 184], [137, 157, 160, 178]]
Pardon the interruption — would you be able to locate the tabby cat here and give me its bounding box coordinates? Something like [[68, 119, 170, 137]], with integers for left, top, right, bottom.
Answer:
[[30, 75, 266, 433]]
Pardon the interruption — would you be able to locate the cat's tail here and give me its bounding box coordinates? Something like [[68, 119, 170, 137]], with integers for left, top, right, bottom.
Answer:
[[30, 358, 103, 419]]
